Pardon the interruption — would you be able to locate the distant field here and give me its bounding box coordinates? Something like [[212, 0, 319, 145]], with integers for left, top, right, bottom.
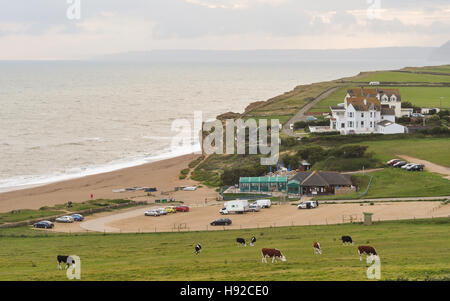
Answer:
[[0, 218, 449, 281], [402, 65, 450, 74], [358, 71, 450, 83], [356, 138, 450, 167]]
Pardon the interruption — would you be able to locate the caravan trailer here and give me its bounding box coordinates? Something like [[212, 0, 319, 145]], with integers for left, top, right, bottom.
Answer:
[[219, 200, 249, 215]]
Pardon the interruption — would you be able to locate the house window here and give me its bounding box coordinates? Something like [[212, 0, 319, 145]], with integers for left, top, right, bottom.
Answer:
[[348, 112, 353, 118], [370, 112, 373, 118], [361, 121, 364, 127], [348, 121, 353, 127], [361, 113, 364, 118], [370, 121, 373, 127], [341, 123, 345, 128]]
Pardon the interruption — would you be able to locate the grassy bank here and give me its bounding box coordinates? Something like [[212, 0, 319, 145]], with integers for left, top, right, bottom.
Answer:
[[355, 137, 450, 167], [0, 218, 449, 280]]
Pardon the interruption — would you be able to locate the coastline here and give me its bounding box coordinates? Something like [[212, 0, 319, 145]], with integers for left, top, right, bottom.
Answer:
[[0, 153, 218, 212]]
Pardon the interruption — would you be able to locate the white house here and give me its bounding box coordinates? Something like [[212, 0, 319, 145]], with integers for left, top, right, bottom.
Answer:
[[330, 89, 405, 135]]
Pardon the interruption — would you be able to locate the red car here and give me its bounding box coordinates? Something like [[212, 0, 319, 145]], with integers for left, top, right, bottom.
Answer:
[[175, 205, 189, 212]]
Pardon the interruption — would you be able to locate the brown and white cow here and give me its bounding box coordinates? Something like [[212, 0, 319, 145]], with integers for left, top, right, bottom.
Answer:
[[357, 245, 377, 261], [313, 242, 322, 254], [261, 248, 286, 263]]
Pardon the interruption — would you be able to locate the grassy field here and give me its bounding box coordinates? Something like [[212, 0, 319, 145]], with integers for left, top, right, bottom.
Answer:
[[324, 168, 450, 200], [0, 199, 138, 225], [309, 86, 450, 112], [244, 81, 339, 121], [0, 218, 449, 281], [354, 137, 450, 167], [362, 169, 450, 199]]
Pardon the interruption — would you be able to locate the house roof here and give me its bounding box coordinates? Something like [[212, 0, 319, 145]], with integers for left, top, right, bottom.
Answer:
[[347, 96, 381, 111], [347, 87, 401, 101], [239, 176, 287, 184], [377, 120, 395, 127], [291, 171, 352, 187], [381, 107, 395, 115]]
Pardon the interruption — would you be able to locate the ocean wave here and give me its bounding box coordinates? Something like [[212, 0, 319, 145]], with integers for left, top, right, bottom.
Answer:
[[0, 142, 201, 193]]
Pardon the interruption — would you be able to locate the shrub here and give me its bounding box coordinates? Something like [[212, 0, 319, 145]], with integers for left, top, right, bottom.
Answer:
[[293, 121, 307, 130]]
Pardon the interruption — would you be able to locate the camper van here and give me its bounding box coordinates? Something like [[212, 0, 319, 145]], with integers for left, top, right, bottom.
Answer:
[[220, 200, 249, 215], [255, 199, 271, 208]]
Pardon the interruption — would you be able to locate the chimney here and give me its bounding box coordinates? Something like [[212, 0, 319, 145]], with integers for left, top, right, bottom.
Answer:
[[364, 98, 367, 105]]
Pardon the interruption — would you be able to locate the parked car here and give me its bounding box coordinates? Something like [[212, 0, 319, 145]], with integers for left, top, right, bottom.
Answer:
[[255, 199, 271, 208], [393, 161, 407, 168], [408, 164, 424, 171], [165, 206, 177, 213], [412, 113, 425, 118], [297, 201, 318, 209], [401, 163, 417, 170], [175, 205, 190, 212], [156, 208, 168, 215], [145, 210, 160, 216], [248, 203, 262, 212], [71, 214, 84, 221], [33, 220, 54, 229], [210, 218, 232, 226], [387, 159, 401, 165], [55, 216, 74, 223]]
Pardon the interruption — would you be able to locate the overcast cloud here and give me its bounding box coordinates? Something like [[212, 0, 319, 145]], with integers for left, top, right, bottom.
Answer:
[[0, 0, 448, 59]]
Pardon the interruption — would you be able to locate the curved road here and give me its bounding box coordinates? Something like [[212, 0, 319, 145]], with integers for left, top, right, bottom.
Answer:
[[282, 86, 339, 137]]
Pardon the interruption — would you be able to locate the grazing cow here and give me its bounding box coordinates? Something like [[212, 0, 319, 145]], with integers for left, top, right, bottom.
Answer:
[[341, 235, 354, 245], [313, 242, 322, 254], [250, 236, 256, 247], [261, 248, 286, 263], [57, 255, 75, 270], [236, 238, 246, 246], [357, 246, 377, 261], [195, 243, 202, 255]]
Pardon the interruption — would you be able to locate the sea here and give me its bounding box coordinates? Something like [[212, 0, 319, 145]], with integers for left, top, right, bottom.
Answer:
[[0, 59, 436, 192]]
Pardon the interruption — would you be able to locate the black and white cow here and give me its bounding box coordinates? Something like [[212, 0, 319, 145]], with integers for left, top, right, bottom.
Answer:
[[236, 238, 246, 246], [195, 243, 202, 255], [341, 235, 354, 245], [57, 255, 75, 270], [250, 236, 256, 247]]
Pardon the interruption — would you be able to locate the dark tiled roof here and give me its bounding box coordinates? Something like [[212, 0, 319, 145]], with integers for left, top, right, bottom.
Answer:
[[381, 107, 395, 115], [291, 171, 352, 187]]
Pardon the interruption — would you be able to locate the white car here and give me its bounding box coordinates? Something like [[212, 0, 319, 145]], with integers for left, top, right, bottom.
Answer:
[[55, 216, 74, 223], [297, 201, 318, 209], [156, 208, 168, 215], [145, 210, 160, 216], [248, 203, 262, 212], [401, 163, 416, 169]]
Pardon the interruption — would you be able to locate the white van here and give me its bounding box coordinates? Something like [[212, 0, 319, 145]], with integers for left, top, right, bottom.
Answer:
[[220, 200, 249, 215], [255, 199, 271, 208]]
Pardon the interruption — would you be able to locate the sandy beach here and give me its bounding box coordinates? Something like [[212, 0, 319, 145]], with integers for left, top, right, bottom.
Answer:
[[0, 154, 217, 213]]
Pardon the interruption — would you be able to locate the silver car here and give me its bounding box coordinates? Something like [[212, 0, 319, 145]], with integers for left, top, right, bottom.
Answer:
[[55, 216, 74, 223], [156, 208, 168, 215], [248, 203, 261, 212], [145, 210, 160, 216]]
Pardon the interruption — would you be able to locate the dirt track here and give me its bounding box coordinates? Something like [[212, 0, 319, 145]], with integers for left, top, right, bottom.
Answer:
[[398, 155, 450, 180], [51, 201, 450, 233]]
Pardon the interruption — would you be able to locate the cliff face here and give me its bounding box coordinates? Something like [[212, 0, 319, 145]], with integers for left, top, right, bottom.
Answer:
[[429, 41, 450, 61]]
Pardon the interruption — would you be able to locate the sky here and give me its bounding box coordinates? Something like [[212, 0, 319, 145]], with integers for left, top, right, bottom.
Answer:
[[0, 0, 449, 60]]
